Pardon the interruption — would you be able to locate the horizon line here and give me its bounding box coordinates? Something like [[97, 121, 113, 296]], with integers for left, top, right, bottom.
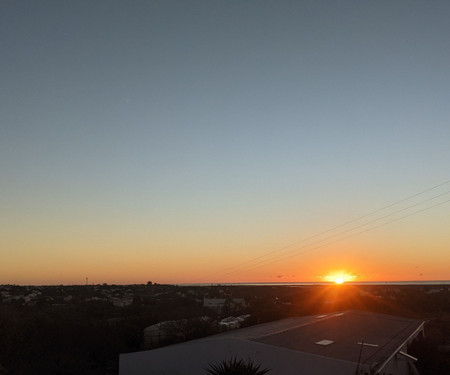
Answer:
[[2, 280, 450, 287]]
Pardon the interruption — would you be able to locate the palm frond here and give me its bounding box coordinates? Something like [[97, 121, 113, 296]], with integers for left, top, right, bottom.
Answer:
[[204, 357, 270, 375]]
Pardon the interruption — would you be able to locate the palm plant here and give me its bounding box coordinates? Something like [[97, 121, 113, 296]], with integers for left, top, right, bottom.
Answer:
[[204, 357, 270, 375]]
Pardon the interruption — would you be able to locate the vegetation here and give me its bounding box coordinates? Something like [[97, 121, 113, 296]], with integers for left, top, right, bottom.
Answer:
[[205, 358, 270, 375]]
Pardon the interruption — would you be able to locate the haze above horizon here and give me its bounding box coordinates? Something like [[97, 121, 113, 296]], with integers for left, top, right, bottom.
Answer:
[[1, 1, 449, 285]]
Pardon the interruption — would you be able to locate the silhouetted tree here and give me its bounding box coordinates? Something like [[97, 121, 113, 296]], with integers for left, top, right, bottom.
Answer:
[[205, 358, 270, 375]]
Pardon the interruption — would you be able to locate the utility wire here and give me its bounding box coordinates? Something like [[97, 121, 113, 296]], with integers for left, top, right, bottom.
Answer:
[[212, 189, 450, 278], [216, 198, 450, 279], [193, 180, 450, 282], [192, 180, 450, 283]]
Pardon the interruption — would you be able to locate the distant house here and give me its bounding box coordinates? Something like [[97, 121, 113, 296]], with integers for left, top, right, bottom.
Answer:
[[230, 298, 247, 308], [0, 291, 11, 302], [143, 317, 211, 349], [203, 298, 226, 310], [120, 310, 425, 375], [219, 315, 251, 329], [143, 321, 183, 348], [203, 297, 247, 311]]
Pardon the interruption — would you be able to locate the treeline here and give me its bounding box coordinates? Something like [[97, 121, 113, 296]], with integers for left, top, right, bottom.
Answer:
[[0, 301, 137, 374], [0, 289, 209, 374]]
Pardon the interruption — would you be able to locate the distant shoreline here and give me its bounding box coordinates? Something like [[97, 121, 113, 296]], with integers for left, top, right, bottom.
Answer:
[[180, 280, 450, 286], [2, 280, 449, 287]]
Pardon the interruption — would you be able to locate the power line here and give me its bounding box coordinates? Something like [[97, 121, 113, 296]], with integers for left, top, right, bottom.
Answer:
[[216, 189, 450, 278], [193, 180, 450, 282], [218, 197, 450, 279], [191, 179, 450, 283]]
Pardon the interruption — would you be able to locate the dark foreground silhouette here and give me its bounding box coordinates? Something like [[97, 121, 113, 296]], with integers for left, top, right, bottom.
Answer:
[[0, 283, 449, 374]]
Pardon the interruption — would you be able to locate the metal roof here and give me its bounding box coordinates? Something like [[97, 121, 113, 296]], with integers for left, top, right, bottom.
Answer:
[[119, 310, 425, 375], [253, 310, 424, 370]]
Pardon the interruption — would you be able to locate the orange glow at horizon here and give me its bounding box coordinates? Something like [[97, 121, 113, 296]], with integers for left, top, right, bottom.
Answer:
[[323, 270, 357, 284]]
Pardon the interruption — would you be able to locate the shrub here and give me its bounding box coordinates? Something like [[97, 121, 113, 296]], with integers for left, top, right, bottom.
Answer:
[[205, 357, 270, 375]]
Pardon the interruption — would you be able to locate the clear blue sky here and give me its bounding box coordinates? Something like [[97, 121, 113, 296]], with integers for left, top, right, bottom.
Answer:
[[1, 1, 449, 284]]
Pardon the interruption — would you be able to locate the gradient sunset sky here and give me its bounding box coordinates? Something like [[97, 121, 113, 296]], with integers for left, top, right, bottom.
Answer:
[[1, 1, 449, 285]]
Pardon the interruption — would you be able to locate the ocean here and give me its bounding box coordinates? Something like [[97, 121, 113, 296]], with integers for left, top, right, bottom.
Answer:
[[181, 280, 450, 287]]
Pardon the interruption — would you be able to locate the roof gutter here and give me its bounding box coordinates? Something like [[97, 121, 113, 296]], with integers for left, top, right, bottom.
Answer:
[[375, 321, 425, 374]]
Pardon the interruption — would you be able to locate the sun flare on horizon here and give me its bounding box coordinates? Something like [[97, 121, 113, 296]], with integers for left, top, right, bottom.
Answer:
[[323, 271, 357, 285]]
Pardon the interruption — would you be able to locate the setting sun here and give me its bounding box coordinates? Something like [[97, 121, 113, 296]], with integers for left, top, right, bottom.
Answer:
[[323, 271, 357, 284]]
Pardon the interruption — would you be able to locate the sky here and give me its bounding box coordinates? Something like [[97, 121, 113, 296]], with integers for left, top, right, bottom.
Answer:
[[1, 1, 449, 285]]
